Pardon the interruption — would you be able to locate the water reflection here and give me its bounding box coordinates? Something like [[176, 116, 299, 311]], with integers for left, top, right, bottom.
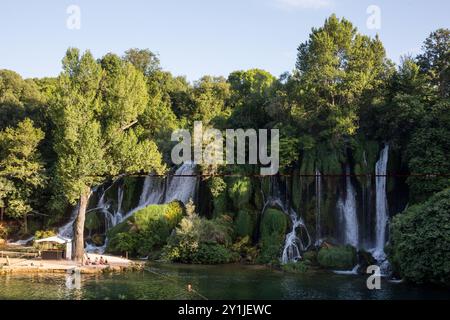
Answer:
[[1, 264, 449, 300]]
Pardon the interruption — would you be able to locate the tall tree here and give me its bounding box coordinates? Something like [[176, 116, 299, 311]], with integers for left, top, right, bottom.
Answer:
[[294, 14, 389, 145], [0, 119, 46, 230], [416, 28, 450, 98], [51, 49, 165, 262], [123, 48, 161, 76]]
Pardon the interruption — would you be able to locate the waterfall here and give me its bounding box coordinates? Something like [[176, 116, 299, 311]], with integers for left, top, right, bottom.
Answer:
[[260, 177, 311, 264], [373, 144, 389, 263], [56, 163, 197, 253], [138, 175, 165, 207], [315, 169, 322, 245], [164, 162, 197, 204], [58, 204, 80, 238], [281, 205, 310, 263], [337, 166, 359, 248]]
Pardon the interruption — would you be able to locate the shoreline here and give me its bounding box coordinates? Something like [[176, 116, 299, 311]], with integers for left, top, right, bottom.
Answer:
[[0, 253, 142, 275]]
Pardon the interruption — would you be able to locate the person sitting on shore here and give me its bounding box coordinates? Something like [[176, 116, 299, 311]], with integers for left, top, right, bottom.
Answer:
[[99, 256, 105, 265], [93, 257, 99, 265], [85, 257, 92, 266]]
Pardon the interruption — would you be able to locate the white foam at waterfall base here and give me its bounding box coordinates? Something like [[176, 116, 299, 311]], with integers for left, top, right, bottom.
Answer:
[[337, 166, 359, 248], [333, 264, 360, 275]]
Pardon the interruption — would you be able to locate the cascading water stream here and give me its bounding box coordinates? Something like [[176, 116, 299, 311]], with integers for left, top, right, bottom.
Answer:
[[260, 176, 311, 264], [315, 169, 322, 245], [373, 144, 390, 269], [281, 205, 310, 264], [337, 166, 359, 248]]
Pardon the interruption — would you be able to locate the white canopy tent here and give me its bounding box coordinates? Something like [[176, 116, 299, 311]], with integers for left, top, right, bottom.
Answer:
[[35, 235, 73, 260]]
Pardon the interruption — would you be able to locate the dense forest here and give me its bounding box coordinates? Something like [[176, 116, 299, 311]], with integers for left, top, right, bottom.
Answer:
[[0, 15, 449, 286]]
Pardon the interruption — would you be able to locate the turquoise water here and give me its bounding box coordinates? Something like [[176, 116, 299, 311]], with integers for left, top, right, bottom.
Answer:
[[0, 263, 449, 300]]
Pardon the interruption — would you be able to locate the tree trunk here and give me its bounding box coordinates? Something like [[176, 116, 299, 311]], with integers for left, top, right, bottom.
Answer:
[[23, 214, 28, 234], [74, 191, 90, 263], [0, 207, 4, 221]]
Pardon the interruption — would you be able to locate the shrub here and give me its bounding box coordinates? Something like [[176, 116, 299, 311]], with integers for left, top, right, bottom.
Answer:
[[106, 201, 183, 257], [390, 188, 450, 286], [257, 208, 287, 264], [162, 201, 236, 264], [303, 250, 318, 265], [317, 245, 357, 270], [234, 209, 253, 238], [231, 236, 258, 263], [34, 229, 56, 240], [192, 243, 237, 264], [282, 261, 309, 273]]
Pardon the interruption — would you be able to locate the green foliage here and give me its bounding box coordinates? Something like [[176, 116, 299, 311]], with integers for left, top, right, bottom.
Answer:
[[0, 119, 46, 219], [231, 236, 258, 263], [107, 201, 183, 256], [416, 28, 450, 98], [191, 243, 236, 264], [295, 14, 388, 144], [317, 245, 357, 270], [303, 250, 318, 265], [282, 261, 309, 273], [85, 212, 102, 232], [123, 48, 160, 76], [162, 201, 235, 264], [228, 178, 252, 208], [234, 209, 253, 238], [390, 188, 450, 286], [257, 208, 288, 264], [34, 229, 56, 240]]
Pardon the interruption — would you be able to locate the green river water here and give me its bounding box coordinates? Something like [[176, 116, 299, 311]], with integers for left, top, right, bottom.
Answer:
[[1, 263, 449, 300]]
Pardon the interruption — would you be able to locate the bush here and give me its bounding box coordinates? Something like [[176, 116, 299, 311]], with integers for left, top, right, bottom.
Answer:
[[107, 201, 183, 257], [257, 208, 287, 264], [390, 188, 450, 286], [303, 250, 318, 265], [234, 209, 253, 238], [317, 245, 357, 270], [282, 261, 309, 273], [192, 243, 237, 264], [231, 236, 258, 263], [162, 201, 236, 264], [34, 230, 56, 240]]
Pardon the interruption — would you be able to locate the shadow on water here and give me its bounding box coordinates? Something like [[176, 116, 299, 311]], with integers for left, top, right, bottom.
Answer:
[[1, 263, 449, 300]]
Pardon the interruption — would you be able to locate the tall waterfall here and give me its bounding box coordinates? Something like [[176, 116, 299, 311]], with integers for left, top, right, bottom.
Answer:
[[315, 169, 322, 245], [261, 177, 311, 264], [373, 144, 389, 261], [337, 166, 359, 248]]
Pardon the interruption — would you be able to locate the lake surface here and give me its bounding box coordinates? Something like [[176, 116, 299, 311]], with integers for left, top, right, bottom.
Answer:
[[1, 263, 449, 300]]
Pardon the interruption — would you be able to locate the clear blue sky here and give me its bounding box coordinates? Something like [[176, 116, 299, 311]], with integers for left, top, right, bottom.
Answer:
[[1, 0, 449, 81]]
